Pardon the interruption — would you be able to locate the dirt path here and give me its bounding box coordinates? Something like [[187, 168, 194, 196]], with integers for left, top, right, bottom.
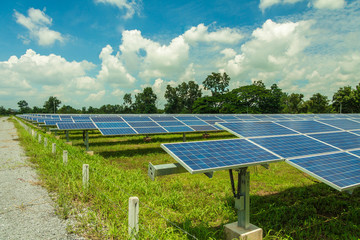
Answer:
[[0, 117, 78, 240]]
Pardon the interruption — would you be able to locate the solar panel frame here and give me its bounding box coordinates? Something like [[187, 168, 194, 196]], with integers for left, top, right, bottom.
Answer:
[[308, 132, 360, 151], [99, 128, 137, 135], [161, 138, 283, 174], [318, 119, 360, 131], [276, 120, 340, 134], [57, 122, 97, 130]]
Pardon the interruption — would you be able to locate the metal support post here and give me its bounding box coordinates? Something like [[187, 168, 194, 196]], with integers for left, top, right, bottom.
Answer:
[[229, 168, 250, 229], [183, 132, 186, 142], [66, 130, 69, 142], [85, 130, 89, 151]]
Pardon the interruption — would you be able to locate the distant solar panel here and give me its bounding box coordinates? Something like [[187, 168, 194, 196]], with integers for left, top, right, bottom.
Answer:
[[134, 127, 167, 134], [150, 116, 176, 121], [163, 126, 194, 133], [91, 116, 123, 122], [318, 119, 360, 131], [197, 116, 221, 121], [99, 128, 136, 135], [288, 152, 360, 191], [218, 116, 239, 120], [175, 116, 199, 121], [57, 122, 97, 130], [251, 135, 338, 159], [205, 120, 224, 125], [276, 120, 339, 134], [157, 121, 185, 127], [181, 120, 209, 126], [162, 138, 282, 173], [190, 125, 218, 131], [122, 116, 151, 122], [95, 122, 130, 128], [128, 121, 159, 127], [217, 121, 298, 138], [309, 132, 360, 151]]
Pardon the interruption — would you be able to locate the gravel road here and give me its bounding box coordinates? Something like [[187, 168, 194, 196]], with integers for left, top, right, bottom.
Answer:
[[0, 117, 79, 240]]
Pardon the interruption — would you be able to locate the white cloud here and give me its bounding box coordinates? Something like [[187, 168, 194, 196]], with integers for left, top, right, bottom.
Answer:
[[97, 44, 136, 87], [259, 0, 282, 12], [312, 0, 346, 9], [85, 90, 106, 102], [94, 0, 140, 19], [183, 24, 243, 44], [111, 89, 125, 97], [14, 8, 64, 46]]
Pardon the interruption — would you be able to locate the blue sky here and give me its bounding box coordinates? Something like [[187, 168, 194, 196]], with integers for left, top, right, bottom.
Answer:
[[1, 0, 359, 109]]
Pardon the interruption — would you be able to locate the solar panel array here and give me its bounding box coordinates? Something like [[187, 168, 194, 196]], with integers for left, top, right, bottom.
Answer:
[[162, 118, 360, 192]]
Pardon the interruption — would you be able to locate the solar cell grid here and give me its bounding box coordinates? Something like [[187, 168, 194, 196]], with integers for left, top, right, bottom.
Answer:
[[276, 120, 339, 134], [175, 116, 199, 121], [251, 135, 338, 159], [190, 125, 218, 131], [57, 122, 97, 130], [91, 116, 123, 122], [95, 122, 130, 128], [319, 119, 360, 131], [100, 128, 136, 135], [134, 127, 167, 134], [122, 116, 151, 122], [157, 121, 185, 127], [288, 152, 360, 190], [163, 126, 194, 133], [217, 121, 298, 138], [162, 139, 281, 173], [309, 132, 360, 151], [150, 116, 176, 121], [181, 120, 209, 126], [128, 121, 159, 127]]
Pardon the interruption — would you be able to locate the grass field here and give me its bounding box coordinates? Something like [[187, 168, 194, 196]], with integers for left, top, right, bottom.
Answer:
[[13, 118, 360, 239]]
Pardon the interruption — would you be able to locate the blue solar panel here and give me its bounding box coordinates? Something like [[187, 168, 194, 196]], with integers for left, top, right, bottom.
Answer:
[[134, 127, 167, 134], [91, 116, 123, 122], [288, 152, 360, 191], [163, 126, 194, 133], [309, 132, 360, 151], [350, 150, 360, 157], [128, 121, 159, 127], [157, 121, 185, 126], [122, 116, 151, 122], [218, 116, 238, 120], [95, 122, 130, 128], [351, 130, 360, 136], [190, 125, 218, 131], [205, 120, 224, 125], [181, 120, 209, 126], [161, 139, 281, 173], [150, 116, 176, 121], [57, 122, 97, 130], [251, 135, 338, 158], [277, 120, 339, 133], [99, 128, 137, 135], [175, 116, 199, 121], [318, 119, 360, 131], [217, 122, 298, 138], [44, 120, 72, 126]]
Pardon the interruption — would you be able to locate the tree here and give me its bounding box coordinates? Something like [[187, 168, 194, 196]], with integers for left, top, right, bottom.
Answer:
[[164, 81, 202, 113], [332, 86, 356, 113], [304, 93, 331, 113], [133, 87, 158, 113], [123, 93, 133, 113], [282, 93, 304, 113], [192, 96, 221, 113], [58, 105, 80, 114], [17, 100, 31, 113], [203, 72, 230, 96], [43, 96, 61, 113]]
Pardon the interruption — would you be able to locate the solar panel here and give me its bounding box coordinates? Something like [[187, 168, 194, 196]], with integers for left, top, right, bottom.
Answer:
[[134, 127, 167, 134], [128, 121, 159, 127], [175, 116, 199, 121], [161, 138, 282, 174], [197, 116, 221, 121], [150, 116, 176, 121], [308, 132, 360, 151], [122, 116, 151, 122], [91, 116, 123, 122], [95, 122, 130, 128], [190, 125, 218, 131], [157, 121, 185, 127], [57, 122, 97, 130], [318, 119, 360, 131], [163, 126, 194, 133], [181, 120, 209, 126], [205, 120, 224, 125], [276, 120, 339, 134], [287, 152, 360, 191], [99, 128, 137, 135], [251, 135, 339, 159], [217, 122, 298, 138]]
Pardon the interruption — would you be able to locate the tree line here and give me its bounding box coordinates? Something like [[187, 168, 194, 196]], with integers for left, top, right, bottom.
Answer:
[[12, 72, 360, 115]]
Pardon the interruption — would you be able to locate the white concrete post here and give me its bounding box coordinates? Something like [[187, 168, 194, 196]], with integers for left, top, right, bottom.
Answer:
[[44, 137, 48, 147], [128, 197, 139, 239], [82, 164, 89, 189], [63, 150, 68, 165], [52, 143, 56, 154], [38, 134, 41, 143], [31, 129, 35, 137]]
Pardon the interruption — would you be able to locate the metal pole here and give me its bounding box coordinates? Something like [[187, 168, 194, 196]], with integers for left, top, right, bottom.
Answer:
[[85, 130, 89, 151], [237, 169, 250, 229], [66, 130, 69, 142]]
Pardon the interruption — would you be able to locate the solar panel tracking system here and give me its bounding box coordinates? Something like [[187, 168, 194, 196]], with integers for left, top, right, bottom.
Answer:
[[148, 117, 360, 239]]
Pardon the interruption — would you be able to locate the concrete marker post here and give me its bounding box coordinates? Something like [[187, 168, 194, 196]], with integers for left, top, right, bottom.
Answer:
[[44, 137, 48, 147], [128, 196, 139, 240], [82, 164, 89, 189], [52, 143, 56, 154], [63, 150, 68, 165]]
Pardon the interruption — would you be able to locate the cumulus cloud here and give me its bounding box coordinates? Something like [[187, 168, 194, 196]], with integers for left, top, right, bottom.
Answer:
[[183, 24, 243, 44], [94, 0, 140, 19], [311, 0, 346, 9], [14, 8, 64, 46], [85, 90, 106, 102], [260, 0, 345, 12], [97, 44, 136, 87]]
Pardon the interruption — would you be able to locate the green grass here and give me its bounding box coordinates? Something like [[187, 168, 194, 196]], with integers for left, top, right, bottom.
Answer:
[[12, 118, 360, 239]]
